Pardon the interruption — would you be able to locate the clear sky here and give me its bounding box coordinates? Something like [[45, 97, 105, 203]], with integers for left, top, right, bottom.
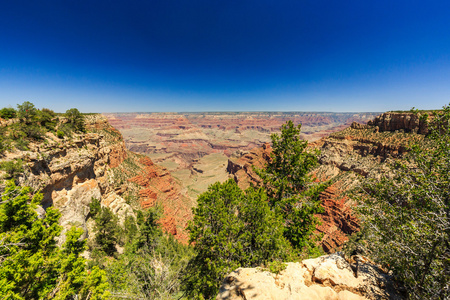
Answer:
[[1, 1, 449, 113]]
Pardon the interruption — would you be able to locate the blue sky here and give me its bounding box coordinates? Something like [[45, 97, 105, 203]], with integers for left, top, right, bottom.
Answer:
[[1, 0, 449, 112]]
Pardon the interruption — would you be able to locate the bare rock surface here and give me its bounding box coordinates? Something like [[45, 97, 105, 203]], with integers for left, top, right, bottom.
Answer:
[[216, 254, 403, 300]]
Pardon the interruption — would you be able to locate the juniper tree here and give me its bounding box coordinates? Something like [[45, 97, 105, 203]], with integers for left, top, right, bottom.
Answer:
[[182, 180, 291, 299]]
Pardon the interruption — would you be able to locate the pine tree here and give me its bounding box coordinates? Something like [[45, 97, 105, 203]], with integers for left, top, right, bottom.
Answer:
[[255, 120, 326, 253]]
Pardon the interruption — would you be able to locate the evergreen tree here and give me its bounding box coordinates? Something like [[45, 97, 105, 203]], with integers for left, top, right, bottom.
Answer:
[[0, 181, 110, 299], [256, 120, 326, 253], [0, 107, 16, 120], [182, 180, 291, 299], [65, 108, 85, 133], [93, 207, 120, 256]]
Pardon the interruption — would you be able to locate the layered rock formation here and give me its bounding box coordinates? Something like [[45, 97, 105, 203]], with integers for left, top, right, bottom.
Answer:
[[216, 254, 404, 300], [0, 114, 192, 244], [367, 112, 430, 134], [105, 112, 378, 200]]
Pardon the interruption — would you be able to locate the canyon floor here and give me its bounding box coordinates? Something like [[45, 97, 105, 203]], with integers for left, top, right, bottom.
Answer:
[[105, 112, 379, 200]]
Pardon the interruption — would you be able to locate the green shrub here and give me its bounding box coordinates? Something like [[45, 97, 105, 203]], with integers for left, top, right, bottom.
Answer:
[[89, 197, 101, 217], [56, 130, 64, 138], [14, 139, 29, 151], [0, 159, 24, 179], [92, 206, 120, 256], [65, 108, 85, 133], [37, 108, 57, 131], [0, 181, 110, 299], [182, 180, 292, 298], [267, 260, 287, 274], [0, 107, 16, 120], [16, 101, 37, 123]]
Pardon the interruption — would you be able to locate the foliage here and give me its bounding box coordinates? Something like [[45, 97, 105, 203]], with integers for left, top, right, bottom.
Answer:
[[16, 101, 37, 123], [37, 108, 57, 131], [0, 181, 110, 299], [0, 159, 24, 180], [65, 108, 86, 133], [92, 206, 120, 256], [104, 209, 194, 299], [255, 120, 326, 254], [0, 107, 16, 120], [56, 130, 64, 139], [129, 209, 161, 252], [267, 260, 287, 274], [0, 102, 89, 152], [89, 197, 101, 217], [182, 180, 292, 299], [357, 105, 450, 299], [13, 122, 43, 140]]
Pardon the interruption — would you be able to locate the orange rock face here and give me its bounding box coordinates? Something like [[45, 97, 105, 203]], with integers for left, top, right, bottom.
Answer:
[[127, 156, 193, 243], [315, 185, 359, 253]]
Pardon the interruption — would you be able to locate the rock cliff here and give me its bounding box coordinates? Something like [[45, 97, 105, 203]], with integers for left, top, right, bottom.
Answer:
[[367, 112, 429, 134], [0, 114, 192, 244], [216, 254, 404, 300]]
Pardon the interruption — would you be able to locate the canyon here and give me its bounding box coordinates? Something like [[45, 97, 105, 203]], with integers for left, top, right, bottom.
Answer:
[[0, 111, 423, 250], [105, 112, 378, 200], [101, 111, 425, 252], [0, 110, 432, 298]]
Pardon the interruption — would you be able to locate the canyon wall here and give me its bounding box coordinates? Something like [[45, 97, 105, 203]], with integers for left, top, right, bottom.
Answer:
[[0, 114, 192, 244]]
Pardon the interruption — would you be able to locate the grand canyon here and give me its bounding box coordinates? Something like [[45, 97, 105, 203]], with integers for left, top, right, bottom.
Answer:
[[105, 112, 379, 201]]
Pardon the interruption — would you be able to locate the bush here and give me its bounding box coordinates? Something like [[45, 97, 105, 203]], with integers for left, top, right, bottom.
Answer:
[[93, 206, 120, 256], [0, 159, 24, 179], [65, 108, 85, 133], [0, 181, 110, 299], [16, 101, 37, 123], [0, 107, 16, 120], [56, 130, 64, 139], [182, 180, 292, 298], [37, 108, 56, 131], [89, 197, 101, 217]]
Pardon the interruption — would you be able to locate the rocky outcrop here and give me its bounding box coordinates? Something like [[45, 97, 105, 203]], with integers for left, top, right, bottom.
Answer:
[[315, 185, 360, 253], [128, 156, 194, 242], [216, 254, 404, 300], [1, 115, 135, 246], [367, 112, 429, 134]]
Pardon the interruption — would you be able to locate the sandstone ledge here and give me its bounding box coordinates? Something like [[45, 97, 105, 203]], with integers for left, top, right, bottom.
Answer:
[[216, 254, 403, 300]]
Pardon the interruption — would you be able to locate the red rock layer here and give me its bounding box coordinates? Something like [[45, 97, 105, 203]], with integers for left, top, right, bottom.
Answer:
[[128, 156, 192, 243], [315, 184, 359, 253]]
